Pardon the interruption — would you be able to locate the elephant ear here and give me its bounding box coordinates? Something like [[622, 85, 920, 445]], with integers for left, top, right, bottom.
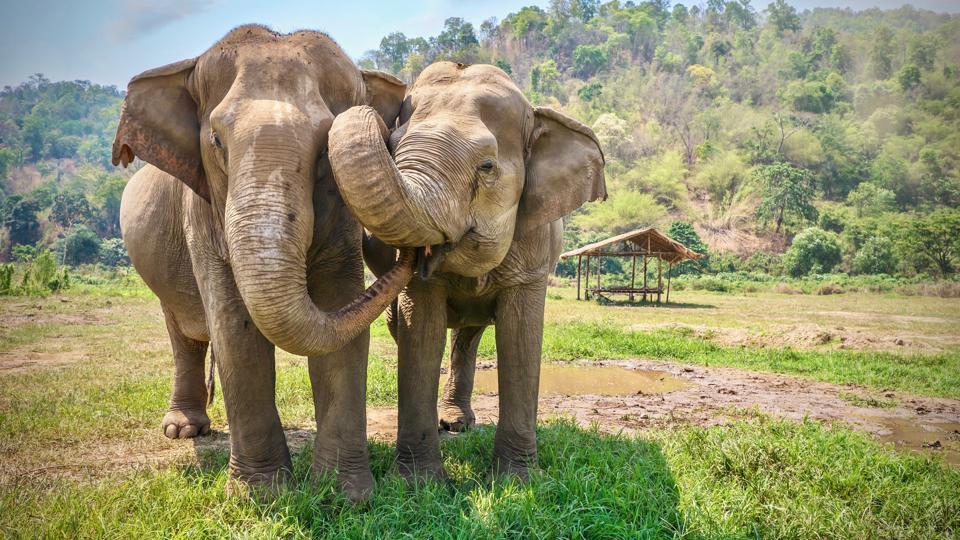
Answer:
[[516, 106, 606, 236], [362, 69, 406, 129], [112, 58, 208, 202]]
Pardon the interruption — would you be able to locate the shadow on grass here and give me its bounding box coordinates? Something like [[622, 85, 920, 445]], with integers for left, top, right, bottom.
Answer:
[[183, 419, 684, 537]]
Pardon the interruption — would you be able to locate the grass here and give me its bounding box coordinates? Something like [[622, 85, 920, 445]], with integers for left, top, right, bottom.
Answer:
[[3, 277, 960, 537], [2, 418, 958, 538]]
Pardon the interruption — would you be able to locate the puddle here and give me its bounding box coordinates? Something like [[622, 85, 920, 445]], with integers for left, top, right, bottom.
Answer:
[[466, 364, 689, 396], [858, 415, 960, 466]]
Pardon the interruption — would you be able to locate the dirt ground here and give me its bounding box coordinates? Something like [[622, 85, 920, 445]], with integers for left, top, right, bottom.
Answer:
[[7, 359, 959, 484]]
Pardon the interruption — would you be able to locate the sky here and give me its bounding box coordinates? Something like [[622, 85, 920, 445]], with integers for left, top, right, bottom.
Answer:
[[1, 0, 958, 89]]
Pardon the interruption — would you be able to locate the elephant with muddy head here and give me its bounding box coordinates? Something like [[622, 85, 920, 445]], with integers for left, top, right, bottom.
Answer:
[[328, 61, 606, 480], [114, 25, 413, 500]]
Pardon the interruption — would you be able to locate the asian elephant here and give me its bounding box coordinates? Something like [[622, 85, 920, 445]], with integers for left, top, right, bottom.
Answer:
[[114, 25, 413, 500], [327, 62, 606, 479]]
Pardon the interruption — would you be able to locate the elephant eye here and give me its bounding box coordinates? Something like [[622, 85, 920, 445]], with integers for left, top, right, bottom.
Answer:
[[478, 159, 495, 173], [212, 131, 223, 149]]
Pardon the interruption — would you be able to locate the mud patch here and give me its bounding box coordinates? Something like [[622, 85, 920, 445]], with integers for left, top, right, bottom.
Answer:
[[469, 364, 689, 396]]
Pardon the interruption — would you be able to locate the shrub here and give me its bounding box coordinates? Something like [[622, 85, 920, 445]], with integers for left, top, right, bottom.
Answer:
[[0, 264, 13, 295], [784, 228, 843, 277], [62, 225, 102, 266], [853, 236, 898, 275], [99, 238, 130, 267], [18, 249, 69, 295], [816, 283, 845, 295]]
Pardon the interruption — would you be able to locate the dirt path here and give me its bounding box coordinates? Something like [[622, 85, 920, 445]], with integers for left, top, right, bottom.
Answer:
[[367, 359, 960, 465]]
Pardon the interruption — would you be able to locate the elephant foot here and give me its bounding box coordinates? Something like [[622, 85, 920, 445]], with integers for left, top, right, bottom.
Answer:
[[226, 466, 293, 502], [161, 408, 211, 439], [395, 458, 448, 484], [439, 404, 475, 433], [491, 454, 539, 483], [313, 462, 374, 503]]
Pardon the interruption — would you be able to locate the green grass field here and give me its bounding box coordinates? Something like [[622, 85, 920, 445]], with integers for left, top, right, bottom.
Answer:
[[2, 278, 959, 538]]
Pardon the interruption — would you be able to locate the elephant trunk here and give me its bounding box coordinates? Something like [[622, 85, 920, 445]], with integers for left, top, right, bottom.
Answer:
[[328, 105, 456, 248], [226, 118, 413, 357]]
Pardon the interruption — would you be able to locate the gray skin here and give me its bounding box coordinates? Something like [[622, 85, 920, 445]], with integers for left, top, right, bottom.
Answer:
[[328, 62, 606, 480], [114, 25, 414, 501]]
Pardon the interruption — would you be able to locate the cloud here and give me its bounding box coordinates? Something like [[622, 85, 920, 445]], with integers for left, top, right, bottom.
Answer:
[[108, 0, 217, 41]]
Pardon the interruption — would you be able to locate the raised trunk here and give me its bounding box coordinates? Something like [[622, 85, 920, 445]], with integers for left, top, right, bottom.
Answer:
[[226, 121, 414, 357], [327, 105, 448, 248]]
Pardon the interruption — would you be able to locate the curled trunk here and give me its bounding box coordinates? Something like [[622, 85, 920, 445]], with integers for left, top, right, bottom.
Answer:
[[226, 120, 414, 357], [327, 106, 449, 248]]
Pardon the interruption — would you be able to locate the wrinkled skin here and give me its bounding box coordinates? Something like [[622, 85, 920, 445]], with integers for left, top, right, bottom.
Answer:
[[116, 25, 413, 501], [328, 62, 605, 480]]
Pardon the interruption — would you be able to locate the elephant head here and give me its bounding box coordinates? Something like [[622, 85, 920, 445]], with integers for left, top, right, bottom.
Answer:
[[328, 61, 605, 277], [112, 26, 412, 356]]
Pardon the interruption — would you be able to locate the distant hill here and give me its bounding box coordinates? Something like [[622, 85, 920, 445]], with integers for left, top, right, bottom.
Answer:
[[1, 2, 958, 276]]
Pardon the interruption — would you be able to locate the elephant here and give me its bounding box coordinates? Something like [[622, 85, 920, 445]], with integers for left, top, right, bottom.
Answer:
[[327, 61, 606, 480], [114, 25, 414, 501]]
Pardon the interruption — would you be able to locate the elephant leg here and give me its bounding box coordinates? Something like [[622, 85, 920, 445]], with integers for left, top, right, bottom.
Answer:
[[160, 305, 211, 439], [202, 267, 291, 497], [492, 279, 547, 481], [308, 269, 374, 503], [439, 326, 485, 433], [395, 280, 448, 481]]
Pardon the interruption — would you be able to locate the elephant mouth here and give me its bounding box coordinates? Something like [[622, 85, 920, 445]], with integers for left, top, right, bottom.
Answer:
[[416, 242, 454, 280]]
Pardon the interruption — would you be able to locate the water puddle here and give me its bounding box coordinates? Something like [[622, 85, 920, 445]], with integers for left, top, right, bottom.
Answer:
[[468, 364, 689, 396], [859, 415, 960, 466]]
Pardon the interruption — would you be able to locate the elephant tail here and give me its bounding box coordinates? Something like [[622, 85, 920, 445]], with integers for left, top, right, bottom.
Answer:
[[206, 348, 216, 407]]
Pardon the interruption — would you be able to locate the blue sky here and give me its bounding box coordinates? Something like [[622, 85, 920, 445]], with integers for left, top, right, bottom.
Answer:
[[2, 0, 958, 89]]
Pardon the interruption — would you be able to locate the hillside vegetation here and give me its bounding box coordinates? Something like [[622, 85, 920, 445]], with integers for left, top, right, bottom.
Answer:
[[1, 1, 959, 283]]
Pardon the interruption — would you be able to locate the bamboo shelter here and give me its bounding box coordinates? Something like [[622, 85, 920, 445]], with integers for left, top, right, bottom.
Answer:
[[560, 227, 702, 303]]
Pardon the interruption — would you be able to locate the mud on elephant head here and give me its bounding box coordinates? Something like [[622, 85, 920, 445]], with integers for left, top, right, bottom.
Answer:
[[112, 25, 414, 356], [328, 61, 606, 278]]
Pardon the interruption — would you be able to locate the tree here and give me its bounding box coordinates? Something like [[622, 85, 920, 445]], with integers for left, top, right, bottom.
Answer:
[[61, 224, 101, 266], [766, 0, 799, 36], [755, 162, 818, 233], [869, 26, 895, 80], [908, 35, 939, 71], [783, 227, 842, 276], [379, 32, 411, 75], [98, 237, 129, 267], [853, 236, 897, 275], [667, 221, 709, 275], [907, 209, 960, 275], [572, 45, 608, 77], [897, 64, 921, 91], [50, 190, 92, 229], [1, 195, 41, 247], [846, 182, 896, 217], [529, 60, 561, 100], [434, 17, 478, 60]]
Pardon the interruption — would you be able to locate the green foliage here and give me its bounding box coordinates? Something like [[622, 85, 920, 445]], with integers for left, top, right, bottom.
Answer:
[[572, 44, 608, 77], [15, 249, 69, 295], [853, 235, 898, 275], [784, 227, 843, 276], [846, 182, 896, 217], [755, 162, 818, 233], [529, 59, 562, 101], [98, 238, 129, 267], [666, 221, 708, 275], [61, 225, 101, 266], [0, 264, 12, 294], [906, 209, 960, 275], [898, 64, 922, 91]]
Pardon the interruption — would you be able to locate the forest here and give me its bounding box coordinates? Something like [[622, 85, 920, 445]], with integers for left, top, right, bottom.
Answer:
[[1, 0, 959, 286]]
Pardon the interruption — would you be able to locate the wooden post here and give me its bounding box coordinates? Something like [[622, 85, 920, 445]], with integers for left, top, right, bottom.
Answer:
[[657, 255, 663, 304], [629, 254, 636, 302], [642, 256, 648, 303], [644, 235, 651, 303], [596, 252, 602, 294], [666, 262, 673, 303], [576, 255, 582, 300], [584, 254, 591, 300]]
